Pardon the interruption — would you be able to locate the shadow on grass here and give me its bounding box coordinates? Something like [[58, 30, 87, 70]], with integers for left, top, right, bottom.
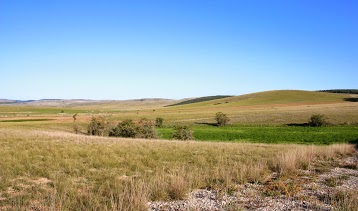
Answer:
[[286, 123, 309, 127], [194, 122, 218, 127], [344, 98, 358, 102], [0, 119, 54, 123], [348, 139, 358, 150]]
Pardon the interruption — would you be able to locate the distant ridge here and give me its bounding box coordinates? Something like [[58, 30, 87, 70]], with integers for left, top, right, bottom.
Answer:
[[0, 100, 35, 104], [165, 95, 233, 107], [132, 98, 173, 102]]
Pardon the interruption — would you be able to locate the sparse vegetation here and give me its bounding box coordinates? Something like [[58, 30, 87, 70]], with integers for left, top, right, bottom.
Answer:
[[155, 117, 164, 128], [172, 126, 194, 140], [136, 118, 158, 139], [215, 112, 230, 126], [308, 114, 329, 127], [72, 113, 78, 122], [73, 124, 79, 134], [87, 116, 112, 136], [110, 119, 137, 138], [330, 190, 358, 210], [109, 118, 158, 139], [0, 128, 355, 210]]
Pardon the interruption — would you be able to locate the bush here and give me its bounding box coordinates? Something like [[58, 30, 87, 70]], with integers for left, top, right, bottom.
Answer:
[[308, 114, 329, 127], [72, 113, 78, 122], [87, 116, 112, 136], [73, 124, 79, 134], [109, 119, 158, 139], [155, 117, 164, 128], [172, 126, 193, 140], [110, 119, 137, 138], [215, 112, 230, 126], [136, 119, 158, 139]]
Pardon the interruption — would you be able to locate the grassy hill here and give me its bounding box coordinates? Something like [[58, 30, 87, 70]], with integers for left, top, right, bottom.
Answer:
[[169, 90, 355, 108], [165, 95, 233, 107], [0, 90, 357, 125]]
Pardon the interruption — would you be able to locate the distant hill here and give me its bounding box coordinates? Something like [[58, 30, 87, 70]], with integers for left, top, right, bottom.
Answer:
[[0, 98, 180, 110], [0, 100, 35, 104], [1, 90, 356, 109], [165, 95, 233, 107], [167, 90, 355, 108]]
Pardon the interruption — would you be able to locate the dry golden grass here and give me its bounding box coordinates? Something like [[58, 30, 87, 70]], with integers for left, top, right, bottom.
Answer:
[[0, 128, 355, 210], [1, 101, 357, 126], [1, 90, 357, 125]]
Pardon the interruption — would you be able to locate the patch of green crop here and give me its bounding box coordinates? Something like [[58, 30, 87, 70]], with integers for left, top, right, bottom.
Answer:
[[157, 125, 358, 144]]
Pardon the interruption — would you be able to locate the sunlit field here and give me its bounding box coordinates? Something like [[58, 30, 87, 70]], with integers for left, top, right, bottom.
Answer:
[[0, 128, 355, 210], [0, 90, 357, 210]]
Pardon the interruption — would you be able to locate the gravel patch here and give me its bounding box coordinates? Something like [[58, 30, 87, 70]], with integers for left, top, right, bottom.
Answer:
[[149, 153, 358, 210]]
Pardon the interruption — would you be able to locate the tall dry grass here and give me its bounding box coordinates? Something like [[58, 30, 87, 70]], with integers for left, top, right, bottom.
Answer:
[[0, 128, 355, 210], [273, 144, 354, 175]]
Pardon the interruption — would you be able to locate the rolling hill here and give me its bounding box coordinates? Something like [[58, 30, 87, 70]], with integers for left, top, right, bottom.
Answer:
[[166, 90, 356, 108], [165, 95, 233, 107]]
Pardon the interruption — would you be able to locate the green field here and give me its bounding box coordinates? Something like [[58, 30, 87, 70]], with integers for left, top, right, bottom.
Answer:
[[158, 125, 358, 144]]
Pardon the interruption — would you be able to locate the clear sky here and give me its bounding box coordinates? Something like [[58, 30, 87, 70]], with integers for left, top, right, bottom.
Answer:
[[1, 0, 357, 100]]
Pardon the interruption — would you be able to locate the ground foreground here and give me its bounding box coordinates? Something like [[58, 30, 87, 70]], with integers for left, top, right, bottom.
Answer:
[[149, 151, 358, 210], [0, 128, 357, 210], [0, 90, 357, 210]]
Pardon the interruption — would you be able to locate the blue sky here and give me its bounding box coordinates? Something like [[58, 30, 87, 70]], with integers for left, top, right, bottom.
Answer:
[[1, 0, 357, 100]]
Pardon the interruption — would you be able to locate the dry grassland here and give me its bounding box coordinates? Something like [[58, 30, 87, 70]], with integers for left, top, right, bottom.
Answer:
[[0, 128, 356, 210]]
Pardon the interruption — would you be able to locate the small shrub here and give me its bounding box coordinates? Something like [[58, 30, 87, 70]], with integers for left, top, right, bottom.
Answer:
[[155, 117, 164, 128], [110, 119, 158, 139], [110, 119, 137, 138], [308, 114, 329, 127], [87, 116, 112, 136], [73, 124, 79, 134], [72, 113, 78, 122], [215, 112, 230, 126], [330, 190, 358, 210], [136, 119, 158, 139], [172, 126, 193, 140]]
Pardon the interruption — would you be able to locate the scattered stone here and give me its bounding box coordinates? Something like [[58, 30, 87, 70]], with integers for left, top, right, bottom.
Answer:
[[149, 153, 358, 210]]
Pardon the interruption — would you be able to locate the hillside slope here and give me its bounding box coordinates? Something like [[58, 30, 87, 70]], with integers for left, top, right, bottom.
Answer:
[[169, 90, 355, 108], [165, 95, 233, 107]]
